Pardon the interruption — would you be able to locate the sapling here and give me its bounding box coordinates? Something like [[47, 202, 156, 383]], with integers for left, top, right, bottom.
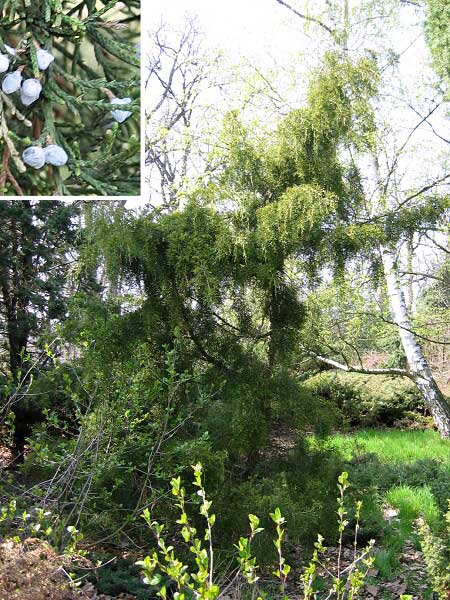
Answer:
[[137, 467, 376, 600]]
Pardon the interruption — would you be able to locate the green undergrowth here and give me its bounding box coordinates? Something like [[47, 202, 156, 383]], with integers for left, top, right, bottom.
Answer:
[[327, 429, 450, 584], [387, 485, 440, 532], [75, 555, 149, 600], [332, 429, 450, 463]]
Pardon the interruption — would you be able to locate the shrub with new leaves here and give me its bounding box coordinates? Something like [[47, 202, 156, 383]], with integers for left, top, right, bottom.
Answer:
[[0, 0, 140, 196], [137, 466, 376, 600], [305, 371, 424, 427]]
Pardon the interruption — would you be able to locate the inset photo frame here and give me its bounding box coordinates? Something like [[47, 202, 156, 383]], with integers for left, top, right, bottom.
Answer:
[[0, 1, 140, 198]]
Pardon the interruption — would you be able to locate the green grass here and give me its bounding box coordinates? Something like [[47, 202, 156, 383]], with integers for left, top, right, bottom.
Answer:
[[324, 427, 450, 590], [386, 484, 440, 531], [331, 428, 450, 464]]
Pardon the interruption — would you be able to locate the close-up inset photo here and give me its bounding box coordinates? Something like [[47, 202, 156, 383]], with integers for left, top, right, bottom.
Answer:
[[0, 1, 140, 197]]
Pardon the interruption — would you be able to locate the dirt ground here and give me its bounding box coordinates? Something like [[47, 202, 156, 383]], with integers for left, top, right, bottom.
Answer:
[[0, 537, 80, 600], [0, 538, 137, 600]]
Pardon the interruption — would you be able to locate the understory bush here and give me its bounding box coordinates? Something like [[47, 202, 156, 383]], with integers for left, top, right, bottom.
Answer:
[[137, 465, 376, 600], [0, 496, 84, 557], [79, 556, 149, 600], [19, 341, 226, 541], [17, 335, 347, 557], [213, 438, 345, 561], [305, 371, 424, 427], [419, 506, 450, 599]]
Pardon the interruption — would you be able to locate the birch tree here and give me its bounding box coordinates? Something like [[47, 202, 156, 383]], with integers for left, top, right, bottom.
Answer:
[[274, 0, 450, 436]]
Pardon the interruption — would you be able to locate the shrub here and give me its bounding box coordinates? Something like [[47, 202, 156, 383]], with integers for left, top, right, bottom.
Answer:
[[209, 436, 345, 560], [0, 496, 84, 557], [419, 509, 450, 599], [136, 465, 376, 600], [305, 371, 424, 427], [79, 556, 149, 600], [20, 341, 228, 542]]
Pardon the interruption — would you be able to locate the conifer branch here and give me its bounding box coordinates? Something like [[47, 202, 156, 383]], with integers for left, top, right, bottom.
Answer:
[[0, 0, 140, 196]]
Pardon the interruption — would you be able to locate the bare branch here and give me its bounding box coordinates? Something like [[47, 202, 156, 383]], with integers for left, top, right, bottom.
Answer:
[[382, 103, 441, 194], [399, 270, 447, 283], [423, 231, 450, 255], [302, 347, 412, 378], [274, 0, 335, 37]]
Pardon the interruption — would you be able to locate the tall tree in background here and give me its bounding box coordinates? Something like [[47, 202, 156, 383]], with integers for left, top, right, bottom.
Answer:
[[262, 0, 450, 435], [0, 200, 78, 451], [0, 201, 78, 378]]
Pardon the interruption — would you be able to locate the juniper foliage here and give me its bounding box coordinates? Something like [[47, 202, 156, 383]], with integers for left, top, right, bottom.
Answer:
[[0, 0, 140, 196]]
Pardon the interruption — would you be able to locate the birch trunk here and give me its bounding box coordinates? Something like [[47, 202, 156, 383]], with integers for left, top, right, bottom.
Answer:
[[381, 246, 450, 437]]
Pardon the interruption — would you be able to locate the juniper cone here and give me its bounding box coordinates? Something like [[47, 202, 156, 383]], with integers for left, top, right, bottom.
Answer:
[[44, 144, 68, 166], [2, 70, 21, 93], [110, 96, 132, 123], [0, 53, 9, 72], [36, 48, 54, 70], [20, 78, 42, 105], [22, 146, 46, 169], [0, 0, 140, 196]]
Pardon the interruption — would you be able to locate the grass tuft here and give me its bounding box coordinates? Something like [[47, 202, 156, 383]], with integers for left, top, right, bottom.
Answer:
[[386, 485, 440, 531]]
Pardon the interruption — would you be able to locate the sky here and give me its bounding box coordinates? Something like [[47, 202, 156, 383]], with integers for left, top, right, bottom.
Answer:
[[142, 0, 430, 85], [145, 0, 308, 65]]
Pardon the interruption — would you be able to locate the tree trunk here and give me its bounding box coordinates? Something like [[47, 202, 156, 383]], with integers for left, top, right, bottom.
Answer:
[[381, 246, 450, 437]]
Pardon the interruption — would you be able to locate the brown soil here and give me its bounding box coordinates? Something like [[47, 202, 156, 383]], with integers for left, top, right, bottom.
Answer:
[[0, 537, 81, 600], [0, 538, 139, 600]]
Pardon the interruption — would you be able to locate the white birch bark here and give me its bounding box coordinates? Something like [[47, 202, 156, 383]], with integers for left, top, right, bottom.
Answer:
[[381, 246, 450, 437], [370, 154, 450, 437]]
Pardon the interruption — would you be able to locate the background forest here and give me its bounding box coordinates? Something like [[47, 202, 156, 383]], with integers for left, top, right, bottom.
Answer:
[[1, 0, 450, 598]]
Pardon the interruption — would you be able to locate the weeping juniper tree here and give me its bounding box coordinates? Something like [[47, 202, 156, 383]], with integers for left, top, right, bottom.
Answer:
[[11, 56, 380, 544], [66, 54, 378, 526], [0, 0, 140, 196]]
